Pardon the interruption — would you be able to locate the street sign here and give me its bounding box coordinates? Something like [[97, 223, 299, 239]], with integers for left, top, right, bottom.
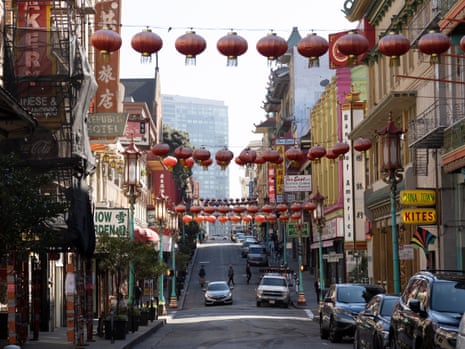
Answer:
[[287, 222, 310, 238], [400, 190, 436, 206], [323, 252, 344, 263], [401, 208, 436, 224]]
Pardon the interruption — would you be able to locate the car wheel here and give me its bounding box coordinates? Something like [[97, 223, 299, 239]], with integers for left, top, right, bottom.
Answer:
[[320, 318, 329, 340], [328, 318, 342, 343]]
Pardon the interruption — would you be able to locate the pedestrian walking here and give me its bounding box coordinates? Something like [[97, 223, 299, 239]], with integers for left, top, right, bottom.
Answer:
[[199, 265, 206, 288], [314, 279, 321, 302], [227, 264, 235, 287], [246, 263, 252, 284]]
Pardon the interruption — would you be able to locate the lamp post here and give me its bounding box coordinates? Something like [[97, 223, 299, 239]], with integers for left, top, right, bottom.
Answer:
[[376, 114, 403, 294], [291, 202, 306, 305], [311, 190, 325, 301], [169, 211, 178, 308], [155, 196, 167, 316], [123, 138, 141, 308]]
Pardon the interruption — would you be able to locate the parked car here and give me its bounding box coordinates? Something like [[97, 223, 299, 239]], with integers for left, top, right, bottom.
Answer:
[[354, 294, 399, 349], [256, 273, 291, 307], [203, 281, 233, 306], [241, 238, 258, 257], [247, 244, 268, 266], [389, 270, 465, 349], [319, 283, 386, 343]]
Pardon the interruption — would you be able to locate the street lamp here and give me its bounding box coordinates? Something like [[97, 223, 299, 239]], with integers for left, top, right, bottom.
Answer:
[[310, 189, 325, 302], [290, 202, 306, 305], [376, 113, 403, 294], [169, 211, 178, 309], [123, 138, 141, 308], [155, 196, 167, 316]]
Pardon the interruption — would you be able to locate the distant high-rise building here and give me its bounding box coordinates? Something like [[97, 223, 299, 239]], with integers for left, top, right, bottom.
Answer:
[[161, 95, 230, 200]]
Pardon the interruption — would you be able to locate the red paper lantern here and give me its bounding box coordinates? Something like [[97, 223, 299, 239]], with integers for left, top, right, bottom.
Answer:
[[218, 216, 229, 224], [215, 147, 234, 170], [175, 31, 207, 65], [239, 147, 257, 164], [184, 157, 195, 169], [218, 205, 230, 215], [256, 32, 288, 63], [325, 148, 338, 160], [276, 203, 288, 213], [162, 155, 178, 171], [255, 214, 266, 224], [182, 215, 193, 224], [291, 212, 302, 221], [242, 215, 252, 223], [175, 203, 187, 215], [217, 31, 248, 66], [285, 146, 305, 167], [201, 158, 213, 169], [151, 143, 170, 158], [261, 204, 274, 214], [290, 202, 303, 212], [262, 148, 281, 163], [297, 32, 329, 68], [303, 201, 317, 212], [335, 31, 369, 66], [254, 154, 266, 165], [354, 138, 372, 152], [247, 204, 259, 215], [193, 146, 211, 163], [378, 32, 410, 67], [174, 145, 193, 160], [279, 214, 289, 222], [230, 215, 241, 223], [460, 35, 465, 53], [203, 206, 216, 215], [131, 29, 163, 63], [234, 157, 244, 166], [308, 145, 327, 161], [332, 141, 350, 157], [418, 30, 451, 64], [190, 205, 202, 215], [91, 29, 122, 55]]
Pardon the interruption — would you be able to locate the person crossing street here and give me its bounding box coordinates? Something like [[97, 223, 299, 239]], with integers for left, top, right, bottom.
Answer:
[[227, 264, 235, 287]]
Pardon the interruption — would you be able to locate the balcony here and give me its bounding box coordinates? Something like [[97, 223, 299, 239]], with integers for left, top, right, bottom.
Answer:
[[408, 100, 465, 149]]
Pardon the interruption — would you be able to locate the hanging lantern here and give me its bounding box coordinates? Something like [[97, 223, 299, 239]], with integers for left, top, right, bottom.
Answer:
[[290, 202, 303, 213], [332, 141, 350, 158], [194, 215, 205, 223], [217, 31, 248, 66], [218, 205, 230, 215], [325, 148, 338, 160], [275, 155, 284, 165], [267, 213, 277, 223], [151, 143, 170, 158], [418, 30, 451, 64], [297, 32, 329, 68], [175, 203, 187, 214], [206, 215, 216, 223], [162, 155, 178, 171], [262, 148, 281, 164], [184, 156, 195, 169], [261, 204, 274, 214], [91, 28, 122, 56], [285, 146, 305, 167], [234, 157, 244, 166], [308, 145, 327, 161], [193, 146, 211, 164], [190, 204, 202, 216], [233, 205, 246, 214], [335, 31, 369, 66], [279, 213, 289, 223], [182, 215, 193, 224], [131, 28, 163, 63], [242, 215, 252, 223], [201, 158, 213, 170], [303, 200, 317, 212], [175, 30, 207, 65], [239, 147, 257, 164], [254, 154, 266, 165], [291, 212, 302, 221], [247, 204, 259, 215], [218, 216, 229, 224], [230, 215, 241, 224], [255, 214, 266, 224], [378, 31, 410, 67], [256, 32, 288, 64], [460, 35, 465, 53], [215, 147, 234, 170], [276, 203, 288, 213], [203, 206, 216, 215], [354, 138, 372, 152]]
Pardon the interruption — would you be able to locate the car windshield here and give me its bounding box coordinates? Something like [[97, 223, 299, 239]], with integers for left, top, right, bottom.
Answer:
[[337, 286, 373, 303], [380, 298, 398, 316], [431, 281, 465, 313], [208, 283, 228, 291], [261, 277, 286, 287]]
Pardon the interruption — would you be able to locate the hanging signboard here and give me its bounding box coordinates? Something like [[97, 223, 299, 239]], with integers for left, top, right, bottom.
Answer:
[[401, 208, 436, 224], [287, 222, 310, 238], [284, 175, 312, 192], [94, 208, 128, 236], [400, 190, 436, 206]]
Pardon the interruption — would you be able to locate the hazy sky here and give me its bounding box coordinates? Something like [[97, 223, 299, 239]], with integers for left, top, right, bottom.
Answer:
[[119, 1, 354, 198]]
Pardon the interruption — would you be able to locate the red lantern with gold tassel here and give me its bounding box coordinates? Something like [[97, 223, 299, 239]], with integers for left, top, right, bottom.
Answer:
[[335, 31, 369, 66], [217, 31, 248, 66], [418, 30, 451, 64], [91, 29, 122, 56], [256, 32, 288, 64], [175, 31, 207, 65], [131, 28, 163, 63], [297, 32, 329, 68], [378, 31, 410, 67]]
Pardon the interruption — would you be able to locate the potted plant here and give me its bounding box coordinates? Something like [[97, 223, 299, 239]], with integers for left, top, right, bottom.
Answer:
[[103, 310, 128, 340], [128, 307, 140, 333], [139, 307, 149, 326]]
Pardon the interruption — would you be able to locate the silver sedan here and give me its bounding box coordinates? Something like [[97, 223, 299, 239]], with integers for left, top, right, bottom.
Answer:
[[203, 281, 233, 306]]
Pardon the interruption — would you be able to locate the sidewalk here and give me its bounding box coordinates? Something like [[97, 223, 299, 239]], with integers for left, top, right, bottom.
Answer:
[[8, 245, 319, 349]]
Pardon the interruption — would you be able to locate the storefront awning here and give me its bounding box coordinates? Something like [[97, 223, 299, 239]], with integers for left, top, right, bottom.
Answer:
[[134, 226, 159, 245]]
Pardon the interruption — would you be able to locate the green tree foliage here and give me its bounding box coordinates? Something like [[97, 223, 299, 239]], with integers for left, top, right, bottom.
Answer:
[[0, 153, 67, 256]]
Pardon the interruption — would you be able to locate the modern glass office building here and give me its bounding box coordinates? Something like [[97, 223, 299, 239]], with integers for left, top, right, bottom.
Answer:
[[161, 94, 230, 200]]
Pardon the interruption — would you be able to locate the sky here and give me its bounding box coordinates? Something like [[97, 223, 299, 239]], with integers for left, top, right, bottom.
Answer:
[[119, 1, 355, 198]]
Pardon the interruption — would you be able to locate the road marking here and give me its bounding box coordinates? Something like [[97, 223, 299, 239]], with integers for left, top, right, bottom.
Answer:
[[304, 309, 314, 320]]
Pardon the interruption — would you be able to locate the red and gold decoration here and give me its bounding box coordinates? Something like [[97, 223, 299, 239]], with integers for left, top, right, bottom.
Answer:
[[216, 31, 248, 66], [378, 31, 410, 67], [308, 144, 327, 162], [256, 32, 288, 63], [418, 30, 451, 64], [353, 138, 372, 152], [297, 32, 329, 67], [175, 30, 207, 65], [335, 31, 369, 66], [215, 147, 234, 170], [331, 141, 350, 158], [285, 146, 305, 167], [91, 28, 122, 56], [151, 143, 170, 159], [131, 28, 163, 63]]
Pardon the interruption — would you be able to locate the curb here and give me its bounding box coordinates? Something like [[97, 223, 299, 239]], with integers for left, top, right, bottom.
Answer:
[[123, 320, 165, 349]]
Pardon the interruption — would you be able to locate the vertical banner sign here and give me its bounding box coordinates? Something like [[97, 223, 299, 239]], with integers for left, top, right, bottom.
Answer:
[[15, 1, 61, 128], [275, 145, 285, 202], [94, 1, 121, 113], [268, 167, 276, 204]]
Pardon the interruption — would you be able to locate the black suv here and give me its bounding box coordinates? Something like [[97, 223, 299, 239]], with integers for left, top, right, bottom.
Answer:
[[319, 283, 386, 343], [389, 270, 465, 349]]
